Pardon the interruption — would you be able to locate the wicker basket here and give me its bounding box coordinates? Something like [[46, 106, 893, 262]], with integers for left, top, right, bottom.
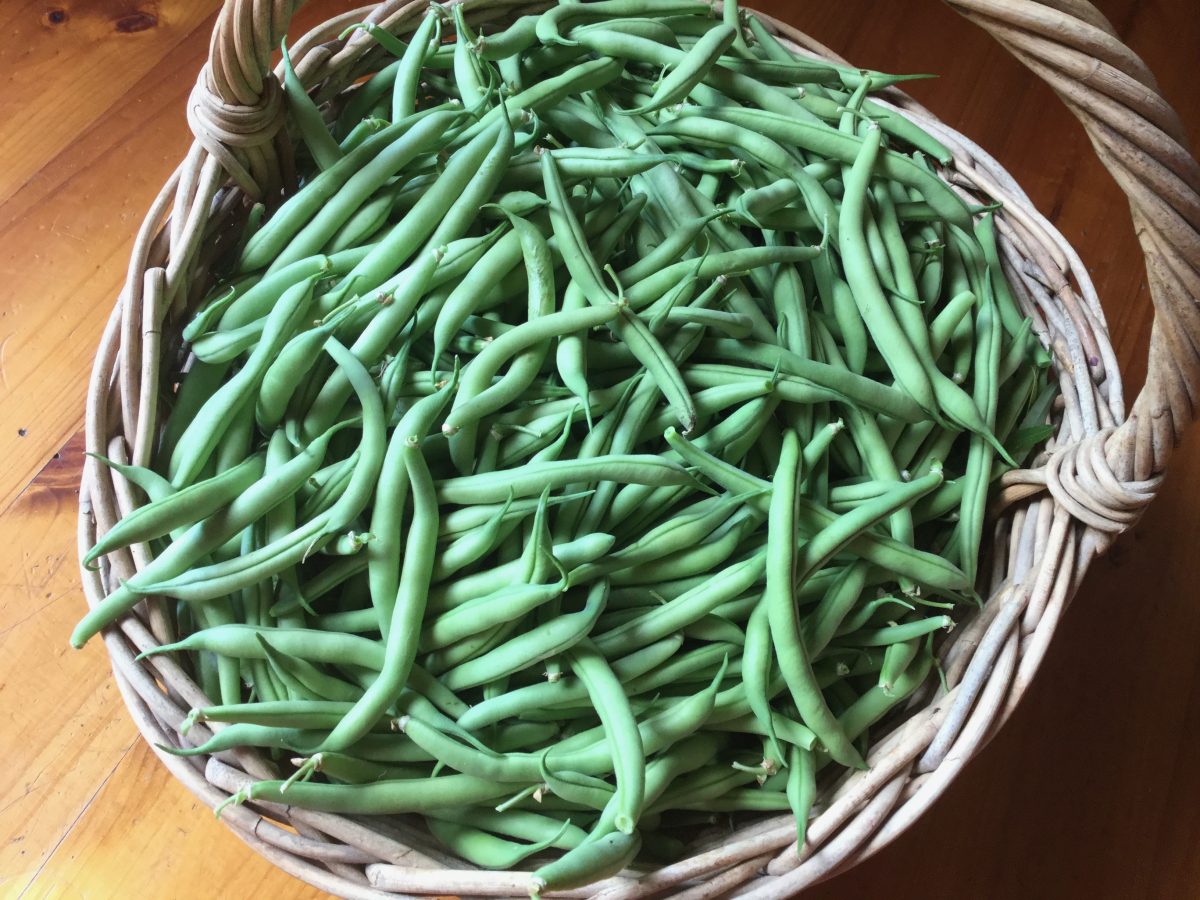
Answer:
[[77, 1, 1200, 896]]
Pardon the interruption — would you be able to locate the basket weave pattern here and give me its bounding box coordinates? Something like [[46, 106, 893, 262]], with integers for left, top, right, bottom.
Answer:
[[78, 1, 1200, 897]]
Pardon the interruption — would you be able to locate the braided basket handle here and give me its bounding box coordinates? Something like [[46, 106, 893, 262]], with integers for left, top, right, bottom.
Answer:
[[943, 0, 1200, 488], [188, 0, 306, 200], [192, 0, 1200, 486]]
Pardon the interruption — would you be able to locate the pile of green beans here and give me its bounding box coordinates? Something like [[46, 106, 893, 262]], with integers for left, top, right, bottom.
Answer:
[[76, 0, 1054, 892]]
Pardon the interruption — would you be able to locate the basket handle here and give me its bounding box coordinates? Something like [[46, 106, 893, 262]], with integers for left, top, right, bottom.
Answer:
[[187, 0, 305, 200], [192, 0, 1199, 486], [941, 0, 1200, 497]]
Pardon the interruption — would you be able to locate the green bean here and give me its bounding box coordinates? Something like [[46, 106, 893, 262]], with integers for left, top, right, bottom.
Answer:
[[441, 211, 556, 475], [833, 123, 940, 418], [839, 647, 934, 741], [542, 152, 697, 430], [394, 7, 443, 120], [300, 138, 516, 448], [436, 454, 693, 505], [83, 453, 264, 567], [312, 607, 377, 634], [572, 15, 682, 47], [670, 106, 973, 228], [421, 572, 567, 652], [767, 431, 862, 768], [332, 113, 513, 307], [427, 817, 570, 870], [182, 285, 243, 344], [744, 599, 784, 763], [433, 494, 520, 581], [433, 230, 523, 369], [437, 492, 594, 538], [612, 501, 760, 587], [168, 274, 319, 486], [256, 300, 359, 430], [929, 290, 979, 358], [644, 764, 758, 814], [140, 623, 384, 668], [337, 115, 389, 154], [477, 14, 540, 60], [668, 790, 790, 812], [594, 550, 764, 655], [237, 129, 407, 273], [460, 57, 627, 142], [627, 23, 737, 114], [444, 305, 616, 438], [457, 634, 682, 730], [271, 109, 464, 275], [280, 39, 341, 171], [428, 534, 614, 614], [570, 494, 743, 587], [164, 723, 342, 757], [319, 439, 438, 751], [72, 415, 350, 648], [135, 340, 387, 601], [624, 245, 822, 311], [256, 635, 360, 703], [736, 176, 801, 227], [222, 774, 513, 815], [537, 0, 709, 47], [185, 700, 359, 732], [365, 370, 456, 633], [296, 450, 358, 522], [878, 637, 922, 697], [957, 279, 1003, 584], [839, 614, 953, 647], [397, 716, 542, 782], [449, 5, 489, 108], [577, 29, 809, 123], [695, 343, 926, 422], [507, 151, 679, 183], [530, 831, 641, 898], [563, 639, 645, 834], [435, 806, 587, 851], [441, 579, 608, 691], [615, 210, 723, 286]]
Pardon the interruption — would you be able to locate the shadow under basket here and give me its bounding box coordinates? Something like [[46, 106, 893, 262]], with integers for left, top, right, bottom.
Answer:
[[77, 1, 1200, 897]]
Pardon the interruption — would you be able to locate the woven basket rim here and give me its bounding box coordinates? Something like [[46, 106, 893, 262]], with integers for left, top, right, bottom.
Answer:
[[78, 1, 1198, 896]]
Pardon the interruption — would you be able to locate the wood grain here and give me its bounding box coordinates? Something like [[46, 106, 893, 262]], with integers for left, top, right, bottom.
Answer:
[[0, 0, 1197, 897]]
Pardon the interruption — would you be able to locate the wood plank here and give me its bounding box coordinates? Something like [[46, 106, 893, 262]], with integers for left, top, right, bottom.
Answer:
[[0, 0, 346, 514], [27, 738, 329, 899], [1, 0, 1198, 897], [0, 434, 136, 895], [0, 8, 218, 513], [0, 2, 223, 208]]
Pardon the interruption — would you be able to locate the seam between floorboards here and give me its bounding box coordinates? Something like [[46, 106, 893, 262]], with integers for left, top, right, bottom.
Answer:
[[14, 735, 139, 899]]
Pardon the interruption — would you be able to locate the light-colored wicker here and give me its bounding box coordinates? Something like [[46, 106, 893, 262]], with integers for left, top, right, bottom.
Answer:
[[77, 0, 1200, 896]]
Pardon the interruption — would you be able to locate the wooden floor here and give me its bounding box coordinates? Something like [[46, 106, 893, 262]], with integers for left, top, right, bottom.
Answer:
[[1, 1, 1197, 897]]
